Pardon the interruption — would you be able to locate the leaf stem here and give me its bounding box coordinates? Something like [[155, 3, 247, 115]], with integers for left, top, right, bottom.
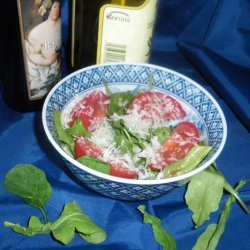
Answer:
[[210, 162, 250, 213], [39, 207, 48, 223]]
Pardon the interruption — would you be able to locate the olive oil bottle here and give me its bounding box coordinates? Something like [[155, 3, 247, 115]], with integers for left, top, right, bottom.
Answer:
[[69, 0, 158, 71]]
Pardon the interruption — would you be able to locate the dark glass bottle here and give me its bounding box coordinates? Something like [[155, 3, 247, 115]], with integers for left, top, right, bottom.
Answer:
[[0, 0, 62, 112], [67, 0, 109, 71]]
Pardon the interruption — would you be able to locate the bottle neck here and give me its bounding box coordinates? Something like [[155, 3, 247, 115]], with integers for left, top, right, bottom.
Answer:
[[111, 0, 125, 5], [111, 0, 146, 7]]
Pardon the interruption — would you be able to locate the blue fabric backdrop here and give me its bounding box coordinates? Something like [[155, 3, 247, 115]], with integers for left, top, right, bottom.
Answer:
[[177, 0, 250, 131], [1, 0, 250, 249]]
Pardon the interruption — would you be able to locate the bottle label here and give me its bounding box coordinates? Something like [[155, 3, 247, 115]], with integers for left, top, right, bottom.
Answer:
[[17, 0, 61, 100], [97, 0, 158, 64]]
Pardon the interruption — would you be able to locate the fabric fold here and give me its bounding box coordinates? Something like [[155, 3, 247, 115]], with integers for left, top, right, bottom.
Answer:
[[177, 0, 250, 130]]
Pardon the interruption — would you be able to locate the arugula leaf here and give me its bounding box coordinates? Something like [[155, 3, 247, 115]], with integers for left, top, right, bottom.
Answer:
[[152, 127, 172, 145], [4, 165, 107, 246], [209, 163, 250, 214], [164, 146, 212, 178], [112, 119, 145, 156], [192, 224, 217, 250], [53, 111, 75, 153], [111, 119, 127, 132], [4, 164, 52, 222], [187, 164, 250, 249], [66, 118, 90, 138], [223, 181, 250, 214], [53, 112, 91, 157], [192, 180, 249, 250], [77, 156, 110, 175], [108, 92, 135, 116], [206, 180, 248, 249], [4, 216, 51, 236], [51, 202, 107, 245], [185, 170, 224, 228], [103, 81, 112, 96], [103, 82, 135, 116], [111, 119, 145, 152], [138, 205, 176, 250], [114, 133, 135, 156], [4, 202, 107, 245]]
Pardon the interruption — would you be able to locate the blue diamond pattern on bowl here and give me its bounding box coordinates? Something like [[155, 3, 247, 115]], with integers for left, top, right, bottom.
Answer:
[[67, 160, 179, 201]]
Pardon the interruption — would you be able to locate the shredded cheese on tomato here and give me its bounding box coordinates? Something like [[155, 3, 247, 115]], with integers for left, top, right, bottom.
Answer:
[[90, 119, 114, 149]]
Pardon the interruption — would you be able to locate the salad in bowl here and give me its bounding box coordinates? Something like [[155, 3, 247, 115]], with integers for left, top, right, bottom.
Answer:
[[53, 84, 211, 181], [42, 63, 227, 201]]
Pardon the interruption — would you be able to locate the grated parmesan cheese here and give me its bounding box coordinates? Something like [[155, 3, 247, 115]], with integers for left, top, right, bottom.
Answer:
[[89, 118, 115, 149], [122, 111, 153, 139]]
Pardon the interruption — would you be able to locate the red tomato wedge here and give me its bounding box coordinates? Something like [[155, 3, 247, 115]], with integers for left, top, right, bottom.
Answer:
[[127, 91, 186, 122], [69, 91, 109, 132], [148, 122, 200, 172], [74, 137, 103, 160], [109, 162, 138, 179]]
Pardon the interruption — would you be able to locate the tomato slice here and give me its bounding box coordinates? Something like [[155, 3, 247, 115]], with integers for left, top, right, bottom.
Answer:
[[148, 122, 200, 171], [109, 162, 138, 179], [74, 137, 103, 160], [127, 91, 186, 122], [69, 91, 109, 132]]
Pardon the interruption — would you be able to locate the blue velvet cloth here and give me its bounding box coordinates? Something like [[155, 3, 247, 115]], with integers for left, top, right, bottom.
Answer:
[[176, 0, 250, 131], [1, 0, 250, 249]]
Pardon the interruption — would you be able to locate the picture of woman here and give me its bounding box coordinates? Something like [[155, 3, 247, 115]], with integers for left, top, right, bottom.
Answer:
[[24, 0, 61, 99]]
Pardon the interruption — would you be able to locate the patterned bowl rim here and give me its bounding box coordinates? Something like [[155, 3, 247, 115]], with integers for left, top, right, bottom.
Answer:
[[42, 62, 227, 185]]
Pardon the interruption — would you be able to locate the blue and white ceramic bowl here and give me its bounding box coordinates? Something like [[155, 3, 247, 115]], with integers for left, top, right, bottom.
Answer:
[[42, 63, 227, 201]]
